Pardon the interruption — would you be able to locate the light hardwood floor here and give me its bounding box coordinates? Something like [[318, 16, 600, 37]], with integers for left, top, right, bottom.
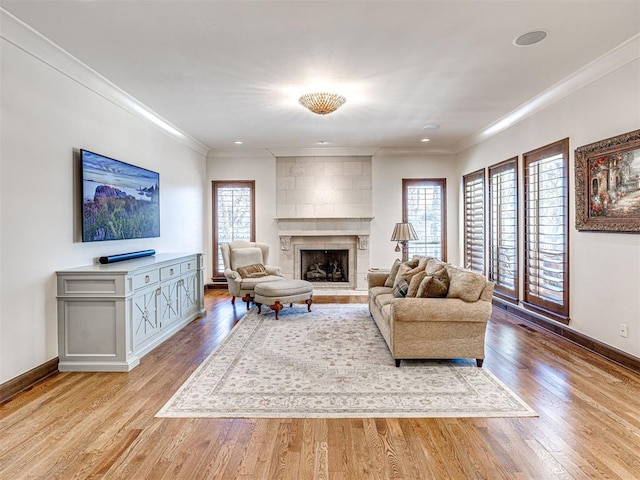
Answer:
[[1, 290, 639, 479]]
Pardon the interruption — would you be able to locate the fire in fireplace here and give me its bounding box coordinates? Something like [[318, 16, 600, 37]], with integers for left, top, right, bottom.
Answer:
[[300, 249, 349, 283]]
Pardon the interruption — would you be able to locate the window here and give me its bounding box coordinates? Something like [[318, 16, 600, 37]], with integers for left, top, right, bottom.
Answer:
[[523, 139, 570, 323], [403, 179, 447, 261], [463, 170, 485, 273], [489, 158, 519, 302], [212, 181, 255, 277]]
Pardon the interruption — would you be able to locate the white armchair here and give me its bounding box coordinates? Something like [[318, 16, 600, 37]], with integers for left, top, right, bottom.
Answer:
[[220, 241, 285, 309]]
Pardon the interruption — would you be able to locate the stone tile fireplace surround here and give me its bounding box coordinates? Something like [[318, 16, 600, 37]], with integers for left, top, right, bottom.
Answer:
[[276, 156, 373, 291], [276, 218, 372, 290]]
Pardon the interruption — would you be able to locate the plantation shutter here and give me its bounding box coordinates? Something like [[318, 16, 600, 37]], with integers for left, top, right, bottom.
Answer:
[[523, 139, 570, 323], [403, 179, 447, 261], [463, 170, 485, 273], [213, 182, 255, 276], [489, 158, 518, 301]]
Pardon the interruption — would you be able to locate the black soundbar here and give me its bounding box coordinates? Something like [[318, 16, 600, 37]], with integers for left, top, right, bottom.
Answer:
[[99, 249, 156, 264]]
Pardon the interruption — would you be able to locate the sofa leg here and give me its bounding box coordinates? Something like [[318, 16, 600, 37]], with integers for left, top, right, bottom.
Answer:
[[476, 359, 484, 367], [395, 359, 401, 367]]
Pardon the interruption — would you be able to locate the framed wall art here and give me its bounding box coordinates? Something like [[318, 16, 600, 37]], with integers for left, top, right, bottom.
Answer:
[[575, 129, 640, 232]]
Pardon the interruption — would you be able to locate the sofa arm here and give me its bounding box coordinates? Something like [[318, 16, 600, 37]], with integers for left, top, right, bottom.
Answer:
[[368, 272, 388, 288], [391, 297, 493, 324]]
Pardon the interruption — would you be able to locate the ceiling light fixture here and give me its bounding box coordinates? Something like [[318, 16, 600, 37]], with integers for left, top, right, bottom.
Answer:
[[421, 138, 430, 143], [234, 140, 243, 145], [299, 92, 346, 115], [423, 123, 440, 130]]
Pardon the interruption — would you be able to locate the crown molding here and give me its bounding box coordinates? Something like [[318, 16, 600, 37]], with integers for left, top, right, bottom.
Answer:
[[0, 8, 209, 156], [374, 147, 455, 157], [266, 147, 380, 157], [455, 33, 640, 153], [207, 148, 275, 159]]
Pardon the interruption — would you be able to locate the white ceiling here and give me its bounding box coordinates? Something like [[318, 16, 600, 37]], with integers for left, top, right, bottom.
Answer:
[[2, 1, 639, 155]]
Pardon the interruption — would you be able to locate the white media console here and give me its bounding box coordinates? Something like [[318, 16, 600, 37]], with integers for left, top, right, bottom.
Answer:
[[56, 253, 206, 372]]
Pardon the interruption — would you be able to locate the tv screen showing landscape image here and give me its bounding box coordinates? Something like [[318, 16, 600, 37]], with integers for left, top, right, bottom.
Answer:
[[81, 150, 160, 242]]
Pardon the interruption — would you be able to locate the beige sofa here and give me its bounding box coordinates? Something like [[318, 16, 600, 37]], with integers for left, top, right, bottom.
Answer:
[[368, 257, 494, 367]]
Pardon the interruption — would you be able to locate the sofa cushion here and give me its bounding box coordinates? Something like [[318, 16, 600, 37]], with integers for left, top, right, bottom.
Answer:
[[236, 263, 268, 278], [375, 293, 395, 308], [393, 278, 409, 298], [417, 275, 449, 298], [384, 259, 402, 288], [446, 266, 486, 302], [406, 270, 427, 297], [370, 286, 393, 298], [380, 304, 393, 322]]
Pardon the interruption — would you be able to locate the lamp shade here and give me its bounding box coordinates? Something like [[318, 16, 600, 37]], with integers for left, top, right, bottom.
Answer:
[[390, 222, 418, 242]]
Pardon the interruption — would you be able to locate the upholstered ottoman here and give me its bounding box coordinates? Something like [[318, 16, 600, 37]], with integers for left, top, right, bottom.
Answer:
[[254, 279, 313, 320]]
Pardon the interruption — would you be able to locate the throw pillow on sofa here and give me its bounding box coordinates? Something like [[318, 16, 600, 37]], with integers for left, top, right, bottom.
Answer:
[[446, 266, 486, 302], [425, 258, 448, 277], [395, 260, 425, 286], [405, 256, 429, 277], [384, 259, 402, 287], [417, 271, 449, 298], [406, 270, 428, 297], [393, 278, 409, 297]]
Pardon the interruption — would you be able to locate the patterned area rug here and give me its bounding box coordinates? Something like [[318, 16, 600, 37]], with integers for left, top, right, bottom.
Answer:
[[157, 304, 537, 418]]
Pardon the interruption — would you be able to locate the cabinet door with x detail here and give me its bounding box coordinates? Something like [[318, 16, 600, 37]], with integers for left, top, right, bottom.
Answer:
[[160, 276, 180, 328], [132, 285, 160, 348]]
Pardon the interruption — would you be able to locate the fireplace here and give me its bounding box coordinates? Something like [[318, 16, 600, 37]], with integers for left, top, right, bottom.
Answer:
[[276, 217, 373, 290], [301, 249, 349, 283]]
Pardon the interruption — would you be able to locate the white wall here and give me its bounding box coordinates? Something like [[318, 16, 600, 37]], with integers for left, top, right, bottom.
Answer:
[[370, 153, 460, 270], [205, 153, 279, 281], [456, 58, 640, 358], [206, 151, 461, 284], [0, 36, 206, 383]]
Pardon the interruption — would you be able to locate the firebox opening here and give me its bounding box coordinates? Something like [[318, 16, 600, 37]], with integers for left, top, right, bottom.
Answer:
[[301, 249, 349, 283]]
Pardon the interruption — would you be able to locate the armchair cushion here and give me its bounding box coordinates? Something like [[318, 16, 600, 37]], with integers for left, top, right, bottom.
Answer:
[[230, 247, 264, 269]]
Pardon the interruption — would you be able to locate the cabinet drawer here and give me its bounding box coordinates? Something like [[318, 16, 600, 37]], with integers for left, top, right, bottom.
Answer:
[[181, 260, 196, 274], [160, 264, 180, 281], [132, 269, 159, 290]]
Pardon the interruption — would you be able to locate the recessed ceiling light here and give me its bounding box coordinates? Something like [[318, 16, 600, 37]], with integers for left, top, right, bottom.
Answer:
[[423, 124, 440, 130], [421, 138, 430, 143], [513, 30, 548, 47], [234, 140, 243, 145]]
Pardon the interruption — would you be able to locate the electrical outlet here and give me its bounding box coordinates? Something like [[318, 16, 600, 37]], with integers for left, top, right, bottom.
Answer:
[[619, 323, 628, 338]]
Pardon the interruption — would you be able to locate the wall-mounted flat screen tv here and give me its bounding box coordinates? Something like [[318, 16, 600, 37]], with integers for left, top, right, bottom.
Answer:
[[81, 149, 160, 242]]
